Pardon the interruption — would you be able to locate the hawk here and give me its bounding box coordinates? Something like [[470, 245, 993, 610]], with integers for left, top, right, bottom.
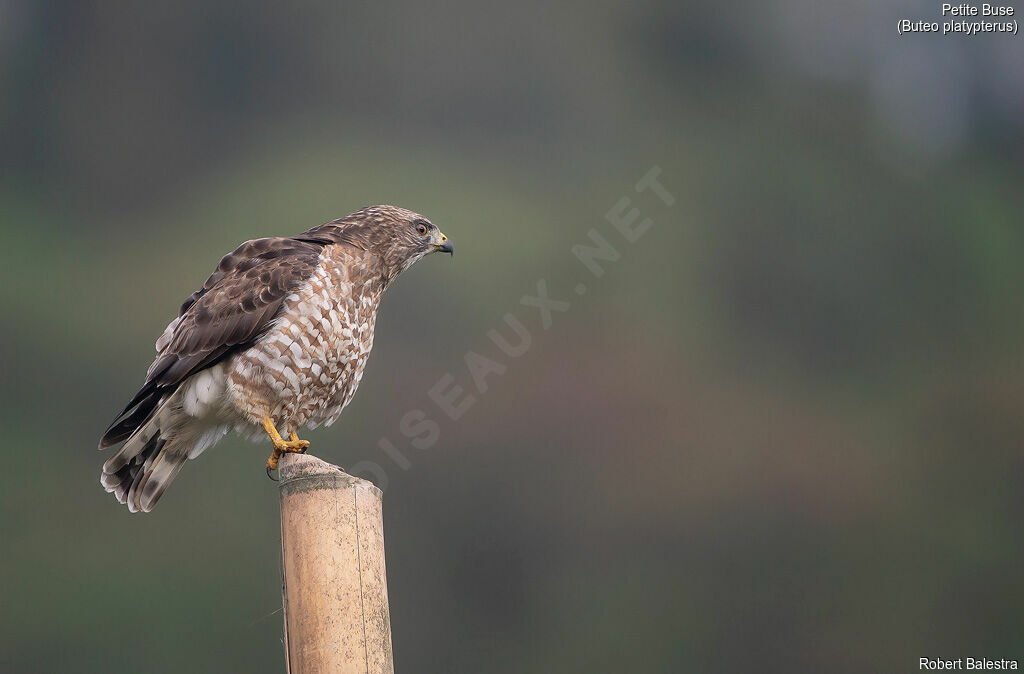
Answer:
[[99, 205, 453, 512]]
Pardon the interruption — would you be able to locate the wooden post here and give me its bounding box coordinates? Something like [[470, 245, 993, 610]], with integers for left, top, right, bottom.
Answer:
[[278, 453, 394, 673]]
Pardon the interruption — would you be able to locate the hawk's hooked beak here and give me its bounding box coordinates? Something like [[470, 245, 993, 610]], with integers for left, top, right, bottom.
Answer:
[[434, 232, 454, 256]]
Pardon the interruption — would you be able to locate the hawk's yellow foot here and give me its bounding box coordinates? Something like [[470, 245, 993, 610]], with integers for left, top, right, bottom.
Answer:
[[263, 417, 310, 475]]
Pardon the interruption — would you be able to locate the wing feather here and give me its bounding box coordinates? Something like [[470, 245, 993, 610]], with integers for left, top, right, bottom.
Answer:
[[99, 237, 323, 448]]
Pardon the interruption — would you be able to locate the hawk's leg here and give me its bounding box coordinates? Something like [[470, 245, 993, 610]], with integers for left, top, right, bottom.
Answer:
[[262, 416, 310, 476]]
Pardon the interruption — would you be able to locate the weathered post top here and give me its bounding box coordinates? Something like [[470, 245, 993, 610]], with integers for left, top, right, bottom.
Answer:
[[278, 453, 394, 673]]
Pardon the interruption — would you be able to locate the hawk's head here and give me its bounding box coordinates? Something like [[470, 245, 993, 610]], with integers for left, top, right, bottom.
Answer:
[[300, 205, 454, 281]]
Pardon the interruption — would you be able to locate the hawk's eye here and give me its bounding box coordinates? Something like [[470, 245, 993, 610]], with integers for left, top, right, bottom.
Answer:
[[416, 223, 428, 235]]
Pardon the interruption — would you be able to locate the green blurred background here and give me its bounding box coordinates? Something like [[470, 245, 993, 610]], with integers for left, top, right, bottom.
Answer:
[[2, 2, 1023, 672]]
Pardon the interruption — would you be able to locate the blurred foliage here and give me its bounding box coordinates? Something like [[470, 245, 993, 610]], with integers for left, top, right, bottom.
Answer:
[[1, 1, 1022, 672]]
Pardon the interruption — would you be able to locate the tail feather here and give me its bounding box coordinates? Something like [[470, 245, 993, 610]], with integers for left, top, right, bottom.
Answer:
[[100, 389, 192, 513], [131, 447, 188, 513], [100, 365, 232, 512], [101, 395, 169, 475], [101, 435, 164, 508], [102, 428, 194, 513], [98, 382, 162, 449]]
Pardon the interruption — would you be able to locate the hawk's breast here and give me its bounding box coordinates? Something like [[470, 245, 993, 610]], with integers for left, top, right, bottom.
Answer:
[[226, 245, 383, 432]]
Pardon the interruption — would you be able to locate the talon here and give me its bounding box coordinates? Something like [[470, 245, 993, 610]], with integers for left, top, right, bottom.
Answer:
[[273, 437, 309, 453], [261, 417, 309, 477], [283, 431, 310, 453], [266, 446, 281, 479]]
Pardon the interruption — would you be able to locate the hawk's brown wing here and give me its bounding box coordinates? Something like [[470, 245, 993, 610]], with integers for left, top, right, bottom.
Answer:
[[99, 237, 324, 448]]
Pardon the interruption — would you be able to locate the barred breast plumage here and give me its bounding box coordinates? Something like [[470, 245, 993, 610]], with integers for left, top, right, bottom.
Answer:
[[227, 245, 383, 435]]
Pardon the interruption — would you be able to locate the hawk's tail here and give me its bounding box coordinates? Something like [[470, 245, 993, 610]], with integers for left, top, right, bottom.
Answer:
[[100, 386, 225, 513], [99, 393, 186, 512]]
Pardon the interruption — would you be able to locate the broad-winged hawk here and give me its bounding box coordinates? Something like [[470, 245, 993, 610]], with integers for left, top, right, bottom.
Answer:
[[98, 205, 453, 512]]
